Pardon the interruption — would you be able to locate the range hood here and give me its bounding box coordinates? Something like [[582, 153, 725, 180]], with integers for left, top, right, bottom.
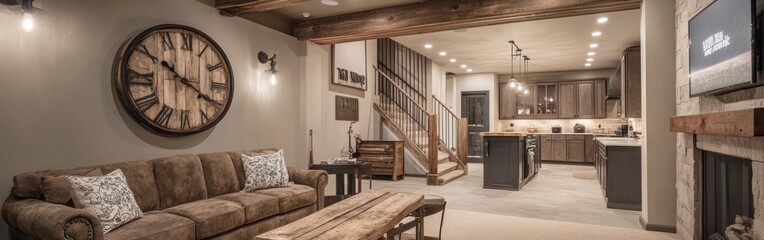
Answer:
[[606, 62, 622, 99]]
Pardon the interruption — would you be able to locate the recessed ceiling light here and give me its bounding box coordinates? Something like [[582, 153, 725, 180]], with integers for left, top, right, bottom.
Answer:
[[592, 31, 602, 37], [587, 52, 596, 56], [585, 63, 592, 67], [590, 43, 599, 48], [321, 0, 339, 6], [586, 58, 594, 62], [597, 17, 609, 23], [424, 44, 433, 49], [439, 51, 447, 56], [467, 69, 473, 72], [460, 64, 467, 68], [302, 12, 310, 18], [450, 59, 456, 63]]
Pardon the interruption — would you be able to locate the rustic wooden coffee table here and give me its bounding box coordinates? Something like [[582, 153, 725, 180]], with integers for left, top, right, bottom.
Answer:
[[255, 190, 424, 240]]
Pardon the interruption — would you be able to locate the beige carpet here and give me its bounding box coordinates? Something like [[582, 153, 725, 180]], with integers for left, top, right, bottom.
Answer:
[[397, 209, 678, 240]]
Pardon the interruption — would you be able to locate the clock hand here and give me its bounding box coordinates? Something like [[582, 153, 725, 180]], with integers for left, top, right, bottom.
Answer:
[[161, 61, 223, 108]]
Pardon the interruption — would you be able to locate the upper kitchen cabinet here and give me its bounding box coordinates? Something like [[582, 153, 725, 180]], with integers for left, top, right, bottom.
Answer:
[[558, 83, 577, 119], [621, 47, 641, 118], [577, 81, 595, 119], [535, 83, 558, 117], [499, 82, 517, 119], [594, 80, 607, 118]]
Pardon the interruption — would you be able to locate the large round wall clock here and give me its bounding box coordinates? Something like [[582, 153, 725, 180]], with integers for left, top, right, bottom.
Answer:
[[114, 24, 234, 136]]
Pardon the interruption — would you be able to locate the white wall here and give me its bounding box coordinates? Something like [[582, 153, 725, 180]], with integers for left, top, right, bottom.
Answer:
[[430, 61, 447, 101], [304, 40, 379, 195], [454, 73, 499, 132], [445, 75, 456, 109], [0, 0, 309, 235], [640, 0, 677, 229]]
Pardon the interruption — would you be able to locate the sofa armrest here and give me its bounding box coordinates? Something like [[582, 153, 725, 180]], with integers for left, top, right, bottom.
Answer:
[[2, 195, 104, 240], [287, 167, 328, 209]]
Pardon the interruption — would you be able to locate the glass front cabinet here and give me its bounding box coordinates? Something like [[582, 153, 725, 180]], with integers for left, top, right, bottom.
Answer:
[[499, 83, 558, 119]]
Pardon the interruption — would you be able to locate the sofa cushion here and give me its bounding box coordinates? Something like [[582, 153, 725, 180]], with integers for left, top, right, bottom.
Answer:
[[41, 168, 102, 206], [66, 169, 144, 234], [152, 155, 207, 209], [228, 149, 279, 189], [12, 166, 98, 199], [251, 184, 316, 213], [207, 217, 280, 240], [214, 192, 279, 224], [100, 160, 161, 212], [105, 212, 195, 240], [164, 199, 245, 239], [199, 152, 240, 198], [241, 150, 290, 191]]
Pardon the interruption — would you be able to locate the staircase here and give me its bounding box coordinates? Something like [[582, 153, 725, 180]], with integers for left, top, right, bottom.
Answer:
[[372, 65, 468, 185]]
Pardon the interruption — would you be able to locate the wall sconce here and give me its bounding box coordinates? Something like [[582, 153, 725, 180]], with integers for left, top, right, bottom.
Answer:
[[258, 51, 277, 85], [21, 0, 34, 32]]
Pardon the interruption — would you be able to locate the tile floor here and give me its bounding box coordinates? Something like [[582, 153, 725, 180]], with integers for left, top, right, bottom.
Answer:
[[371, 162, 643, 229]]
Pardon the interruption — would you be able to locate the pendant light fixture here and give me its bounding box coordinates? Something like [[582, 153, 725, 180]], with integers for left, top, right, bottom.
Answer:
[[507, 40, 532, 96], [523, 56, 531, 95]]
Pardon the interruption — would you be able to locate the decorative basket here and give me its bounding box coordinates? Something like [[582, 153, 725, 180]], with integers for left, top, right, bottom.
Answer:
[[526, 127, 539, 133]]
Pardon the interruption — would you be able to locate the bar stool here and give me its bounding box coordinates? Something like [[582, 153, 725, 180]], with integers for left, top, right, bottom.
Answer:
[[386, 194, 447, 240]]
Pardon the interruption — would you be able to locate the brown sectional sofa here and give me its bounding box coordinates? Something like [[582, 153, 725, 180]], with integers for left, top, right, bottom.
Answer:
[[1, 149, 328, 240]]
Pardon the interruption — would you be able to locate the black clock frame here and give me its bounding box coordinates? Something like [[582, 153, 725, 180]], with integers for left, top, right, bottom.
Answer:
[[114, 24, 235, 136]]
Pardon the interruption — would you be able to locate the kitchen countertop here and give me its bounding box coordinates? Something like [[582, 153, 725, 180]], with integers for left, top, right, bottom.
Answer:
[[596, 137, 642, 147], [480, 132, 527, 137]]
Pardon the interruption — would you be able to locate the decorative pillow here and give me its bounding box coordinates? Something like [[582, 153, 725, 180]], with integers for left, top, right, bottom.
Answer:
[[241, 149, 290, 191], [66, 169, 143, 234], [41, 168, 102, 206]]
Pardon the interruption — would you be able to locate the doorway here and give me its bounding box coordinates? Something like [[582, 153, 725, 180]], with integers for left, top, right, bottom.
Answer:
[[461, 91, 489, 163]]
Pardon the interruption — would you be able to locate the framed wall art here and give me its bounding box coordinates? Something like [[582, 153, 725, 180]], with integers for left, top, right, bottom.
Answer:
[[335, 95, 359, 121], [332, 41, 368, 91]]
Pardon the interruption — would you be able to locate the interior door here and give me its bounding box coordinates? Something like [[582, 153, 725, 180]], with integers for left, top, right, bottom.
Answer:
[[462, 91, 490, 163]]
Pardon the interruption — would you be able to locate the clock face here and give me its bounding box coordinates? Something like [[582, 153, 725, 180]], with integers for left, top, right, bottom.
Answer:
[[114, 25, 234, 136]]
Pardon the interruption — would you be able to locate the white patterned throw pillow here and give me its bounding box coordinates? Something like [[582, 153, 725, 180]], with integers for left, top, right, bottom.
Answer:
[[242, 149, 290, 191], [66, 169, 143, 234]]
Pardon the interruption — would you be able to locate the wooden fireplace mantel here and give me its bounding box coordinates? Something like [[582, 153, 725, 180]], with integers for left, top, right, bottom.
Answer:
[[669, 108, 764, 137]]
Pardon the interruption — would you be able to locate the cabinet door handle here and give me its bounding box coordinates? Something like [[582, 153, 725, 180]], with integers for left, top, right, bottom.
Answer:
[[484, 141, 489, 158]]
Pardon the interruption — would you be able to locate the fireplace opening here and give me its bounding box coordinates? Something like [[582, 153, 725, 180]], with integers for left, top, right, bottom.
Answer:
[[702, 151, 754, 240]]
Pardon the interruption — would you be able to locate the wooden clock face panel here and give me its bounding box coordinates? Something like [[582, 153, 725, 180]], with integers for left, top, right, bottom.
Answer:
[[115, 25, 233, 136]]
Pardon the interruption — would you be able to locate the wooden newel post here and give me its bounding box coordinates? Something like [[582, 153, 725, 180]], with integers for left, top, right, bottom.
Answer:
[[457, 118, 469, 173], [427, 114, 439, 185]]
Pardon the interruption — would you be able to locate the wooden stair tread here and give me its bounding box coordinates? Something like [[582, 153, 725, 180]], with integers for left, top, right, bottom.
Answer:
[[437, 162, 457, 176], [437, 170, 465, 185]]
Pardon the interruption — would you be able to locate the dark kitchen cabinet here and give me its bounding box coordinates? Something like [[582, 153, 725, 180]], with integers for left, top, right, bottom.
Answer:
[[558, 83, 577, 119], [595, 139, 642, 211], [577, 81, 595, 119], [483, 136, 529, 191], [594, 80, 607, 119]]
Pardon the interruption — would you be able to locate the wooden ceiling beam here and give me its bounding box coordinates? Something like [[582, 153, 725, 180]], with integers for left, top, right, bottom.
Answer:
[[294, 0, 643, 45], [216, 0, 311, 16]]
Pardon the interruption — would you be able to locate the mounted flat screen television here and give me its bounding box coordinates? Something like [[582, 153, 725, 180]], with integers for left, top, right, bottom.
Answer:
[[689, 0, 762, 96]]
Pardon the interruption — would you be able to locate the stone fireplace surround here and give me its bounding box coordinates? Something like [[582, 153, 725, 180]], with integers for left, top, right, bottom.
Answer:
[[675, 0, 764, 239]]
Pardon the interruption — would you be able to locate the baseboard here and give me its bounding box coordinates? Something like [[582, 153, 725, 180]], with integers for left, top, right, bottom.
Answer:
[[404, 173, 427, 178], [606, 202, 641, 211], [639, 216, 677, 233]]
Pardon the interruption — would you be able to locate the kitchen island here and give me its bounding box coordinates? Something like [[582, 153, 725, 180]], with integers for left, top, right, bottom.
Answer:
[[480, 132, 540, 191], [594, 137, 642, 210]]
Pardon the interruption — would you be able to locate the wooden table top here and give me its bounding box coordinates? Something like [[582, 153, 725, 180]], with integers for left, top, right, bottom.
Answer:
[[256, 190, 424, 240]]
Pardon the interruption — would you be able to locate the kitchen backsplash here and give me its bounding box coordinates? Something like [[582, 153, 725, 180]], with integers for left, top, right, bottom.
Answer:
[[498, 118, 643, 134]]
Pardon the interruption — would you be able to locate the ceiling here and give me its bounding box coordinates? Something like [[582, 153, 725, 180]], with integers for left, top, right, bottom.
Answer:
[[391, 9, 641, 75], [277, 0, 419, 19]]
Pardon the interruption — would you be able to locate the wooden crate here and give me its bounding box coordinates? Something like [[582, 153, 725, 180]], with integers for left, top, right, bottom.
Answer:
[[357, 141, 404, 181]]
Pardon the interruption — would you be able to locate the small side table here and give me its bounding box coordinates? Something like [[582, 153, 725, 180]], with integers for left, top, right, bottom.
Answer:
[[310, 161, 372, 206]]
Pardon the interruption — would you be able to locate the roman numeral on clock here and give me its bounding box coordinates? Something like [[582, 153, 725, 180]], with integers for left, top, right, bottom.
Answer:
[[154, 105, 173, 127], [197, 45, 208, 57], [135, 44, 159, 63], [181, 33, 192, 51], [127, 69, 154, 86], [207, 63, 223, 72], [180, 110, 191, 130], [200, 110, 210, 124], [160, 32, 174, 50], [135, 93, 159, 113], [211, 82, 227, 90]]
